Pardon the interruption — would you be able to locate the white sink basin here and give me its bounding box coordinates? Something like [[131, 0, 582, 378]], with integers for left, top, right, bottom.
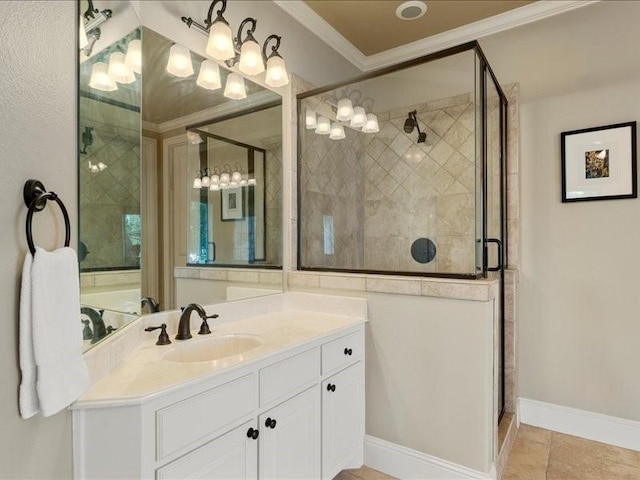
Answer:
[[162, 334, 264, 363]]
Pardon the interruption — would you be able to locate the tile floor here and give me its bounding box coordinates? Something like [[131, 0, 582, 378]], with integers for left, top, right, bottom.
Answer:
[[333, 425, 640, 480]]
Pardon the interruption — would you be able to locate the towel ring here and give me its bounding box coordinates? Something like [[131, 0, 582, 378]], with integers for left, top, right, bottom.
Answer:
[[23, 179, 71, 256]]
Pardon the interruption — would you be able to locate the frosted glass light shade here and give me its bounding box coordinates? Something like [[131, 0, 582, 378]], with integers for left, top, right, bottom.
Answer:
[[239, 39, 265, 76], [89, 62, 117, 91], [329, 122, 345, 140], [224, 73, 247, 99], [187, 131, 203, 144], [336, 98, 354, 121], [210, 184, 220, 191], [305, 109, 317, 129], [350, 107, 366, 128], [362, 113, 380, 133], [166, 44, 194, 77], [201, 174, 211, 188], [248, 178, 257, 186], [125, 39, 142, 74], [108, 52, 135, 84], [220, 172, 231, 184], [265, 55, 289, 87], [206, 21, 235, 60], [79, 17, 88, 50], [232, 171, 242, 183], [315, 116, 331, 135], [193, 177, 202, 189], [197, 60, 221, 90]]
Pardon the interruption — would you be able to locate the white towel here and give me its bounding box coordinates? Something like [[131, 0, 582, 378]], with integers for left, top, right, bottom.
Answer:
[[20, 246, 91, 418]]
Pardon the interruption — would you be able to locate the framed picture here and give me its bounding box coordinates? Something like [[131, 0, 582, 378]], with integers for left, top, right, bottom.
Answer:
[[561, 121, 637, 202], [221, 187, 245, 221]]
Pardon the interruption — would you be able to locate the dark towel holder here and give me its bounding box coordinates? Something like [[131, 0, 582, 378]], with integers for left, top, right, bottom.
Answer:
[[23, 179, 71, 256]]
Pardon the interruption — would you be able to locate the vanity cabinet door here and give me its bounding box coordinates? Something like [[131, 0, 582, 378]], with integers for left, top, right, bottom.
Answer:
[[322, 362, 365, 480], [156, 420, 258, 480], [258, 386, 321, 480]]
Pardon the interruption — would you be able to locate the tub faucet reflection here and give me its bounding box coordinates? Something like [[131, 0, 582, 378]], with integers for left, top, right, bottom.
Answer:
[[176, 303, 219, 340], [141, 296, 160, 313], [81, 306, 107, 344]]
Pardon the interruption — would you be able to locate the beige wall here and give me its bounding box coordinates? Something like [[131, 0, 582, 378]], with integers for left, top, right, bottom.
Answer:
[[519, 78, 640, 421], [0, 1, 76, 477], [366, 293, 495, 473]]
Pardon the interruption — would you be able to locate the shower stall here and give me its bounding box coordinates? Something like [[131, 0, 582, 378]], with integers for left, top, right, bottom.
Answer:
[[297, 41, 507, 415]]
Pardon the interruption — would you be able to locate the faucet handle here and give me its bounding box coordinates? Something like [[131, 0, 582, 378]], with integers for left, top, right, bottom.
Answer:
[[145, 323, 172, 345], [198, 313, 219, 335]]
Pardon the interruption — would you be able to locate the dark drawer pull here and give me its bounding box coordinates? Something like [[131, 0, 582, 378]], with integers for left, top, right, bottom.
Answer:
[[246, 427, 259, 440], [326, 383, 336, 392], [344, 348, 353, 356], [265, 417, 277, 429]]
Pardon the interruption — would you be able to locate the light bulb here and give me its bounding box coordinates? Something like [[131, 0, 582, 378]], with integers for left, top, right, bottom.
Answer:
[[125, 39, 142, 74], [206, 21, 235, 61], [88, 62, 117, 92], [362, 113, 380, 133], [265, 55, 289, 87], [196, 59, 221, 90], [305, 109, 317, 129], [239, 39, 264, 76], [108, 52, 135, 84], [329, 122, 345, 140], [223, 73, 247, 100], [193, 177, 202, 189], [315, 116, 331, 135], [79, 17, 88, 50], [166, 44, 194, 77], [350, 107, 366, 128], [336, 98, 354, 121]]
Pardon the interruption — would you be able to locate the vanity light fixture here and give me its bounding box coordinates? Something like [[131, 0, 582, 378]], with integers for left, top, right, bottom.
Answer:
[[88, 62, 117, 92], [197, 59, 222, 90], [362, 113, 380, 133], [336, 98, 354, 121], [181, 0, 290, 86], [167, 44, 194, 77], [125, 39, 142, 74], [108, 52, 135, 84], [223, 72, 247, 99], [81, 0, 112, 57], [329, 122, 346, 140], [315, 116, 331, 135], [305, 109, 318, 129]]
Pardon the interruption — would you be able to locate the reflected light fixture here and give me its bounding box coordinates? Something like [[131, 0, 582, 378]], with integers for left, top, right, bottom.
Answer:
[[329, 122, 346, 140], [108, 52, 135, 84], [305, 109, 317, 129], [125, 39, 142, 74], [181, 0, 290, 86], [197, 59, 222, 90], [187, 130, 204, 144], [224, 72, 247, 99], [315, 116, 331, 135], [362, 113, 380, 133], [89, 62, 117, 91], [79, 15, 88, 50], [350, 107, 367, 128], [336, 98, 354, 121], [81, 0, 112, 57], [167, 44, 194, 77]]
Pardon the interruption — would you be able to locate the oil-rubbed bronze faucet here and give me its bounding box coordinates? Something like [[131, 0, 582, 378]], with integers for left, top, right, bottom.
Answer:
[[175, 303, 219, 340]]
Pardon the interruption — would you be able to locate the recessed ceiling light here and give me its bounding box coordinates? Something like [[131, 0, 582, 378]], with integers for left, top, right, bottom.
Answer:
[[396, 1, 427, 21]]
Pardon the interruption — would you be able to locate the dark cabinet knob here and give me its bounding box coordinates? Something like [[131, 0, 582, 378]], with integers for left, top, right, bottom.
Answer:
[[327, 383, 336, 392], [344, 347, 353, 356], [246, 427, 259, 440], [265, 417, 277, 429]]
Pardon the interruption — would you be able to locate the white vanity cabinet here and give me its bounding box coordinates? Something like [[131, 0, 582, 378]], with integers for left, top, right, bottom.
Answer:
[[73, 323, 365, 480]]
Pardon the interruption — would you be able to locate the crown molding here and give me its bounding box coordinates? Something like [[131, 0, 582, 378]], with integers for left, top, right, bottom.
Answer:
[[275, 0, 598, 72], [273, 0, 368, 70]]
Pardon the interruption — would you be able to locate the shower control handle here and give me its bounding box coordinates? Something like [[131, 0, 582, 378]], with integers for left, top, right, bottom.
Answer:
[[484, 238, 503, 272]]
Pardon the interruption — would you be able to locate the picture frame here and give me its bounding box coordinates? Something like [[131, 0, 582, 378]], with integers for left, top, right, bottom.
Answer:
[[221, 187, 245, 221], [561, 121, 637, 202]]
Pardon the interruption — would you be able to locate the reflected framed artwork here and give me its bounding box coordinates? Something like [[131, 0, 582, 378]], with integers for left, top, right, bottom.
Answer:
[[561, 121, 637, 202], [221, 187, 245, 221]]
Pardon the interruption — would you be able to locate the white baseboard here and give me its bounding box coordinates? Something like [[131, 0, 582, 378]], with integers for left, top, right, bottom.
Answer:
[[364, 435, 493, 480], [519, 398, 640, 452]]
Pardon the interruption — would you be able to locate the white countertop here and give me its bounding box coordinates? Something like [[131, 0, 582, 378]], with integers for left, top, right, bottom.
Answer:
[[74, 309, 365, 408]]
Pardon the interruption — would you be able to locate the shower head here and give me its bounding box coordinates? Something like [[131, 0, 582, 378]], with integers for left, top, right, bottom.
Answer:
[[404, 111, 417, 133], [404, 111, 427, 143]]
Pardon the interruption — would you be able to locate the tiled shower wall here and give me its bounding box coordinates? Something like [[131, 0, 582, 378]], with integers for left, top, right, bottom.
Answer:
[[300, 92, 478, 275], [79, 117, 141, 270], [262, 136, 283, 266]]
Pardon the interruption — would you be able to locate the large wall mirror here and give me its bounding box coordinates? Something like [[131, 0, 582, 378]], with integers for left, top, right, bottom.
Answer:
[[78, 1, 284, 350]]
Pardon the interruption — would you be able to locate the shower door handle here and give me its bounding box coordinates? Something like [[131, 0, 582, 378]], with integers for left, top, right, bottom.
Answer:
[[484, 238, 503, 272]]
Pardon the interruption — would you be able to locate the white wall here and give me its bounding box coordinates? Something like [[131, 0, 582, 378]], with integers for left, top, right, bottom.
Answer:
[[0, 1, 77, 477], [519, 78, 640, 422]]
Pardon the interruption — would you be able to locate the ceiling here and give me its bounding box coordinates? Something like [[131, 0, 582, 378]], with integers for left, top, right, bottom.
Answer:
[[304, 0, 535, 56]]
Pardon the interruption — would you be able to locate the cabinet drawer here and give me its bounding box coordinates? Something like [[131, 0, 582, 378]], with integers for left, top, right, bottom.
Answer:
[[321, 329, 363, 374], [260, 347, 320, 407], [156, 374, 256, 460]]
